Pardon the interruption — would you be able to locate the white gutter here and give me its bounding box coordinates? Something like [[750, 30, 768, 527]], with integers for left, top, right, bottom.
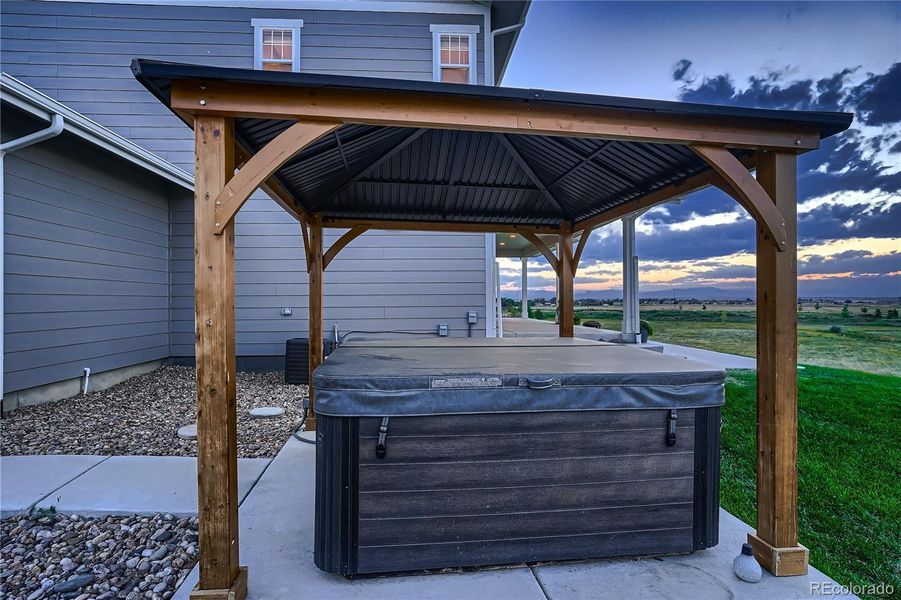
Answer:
[[1, 73, 193, 190], [0, 113, 65, 404]]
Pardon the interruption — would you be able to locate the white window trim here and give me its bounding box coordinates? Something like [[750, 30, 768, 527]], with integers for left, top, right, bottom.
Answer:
[[430, 24, 479, 85], [252, 18, 304, 72]]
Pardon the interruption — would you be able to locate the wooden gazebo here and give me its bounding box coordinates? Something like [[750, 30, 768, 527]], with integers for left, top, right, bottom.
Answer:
[[133, 59, 851, 599]]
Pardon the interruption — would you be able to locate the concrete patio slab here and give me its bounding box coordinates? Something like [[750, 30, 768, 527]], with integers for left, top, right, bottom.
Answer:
[[532, 509, 854, 599], [174, 435, 547, 600], [174, 435, 854, 600], [660, 341, 756, 370], [44, 456, 271, 517], [503, 317, 756, 370], [1, 454, 109, 517]]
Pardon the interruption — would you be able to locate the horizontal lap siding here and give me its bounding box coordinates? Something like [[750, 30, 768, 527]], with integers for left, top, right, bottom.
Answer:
[[3, 134, 175, 393], [353, 409, 696, 572], [1, 1, 490, 360]]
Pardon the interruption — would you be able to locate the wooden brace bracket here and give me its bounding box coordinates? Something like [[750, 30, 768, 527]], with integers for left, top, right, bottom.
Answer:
[[690, 144, 788, 250], [323, 225, 368, 270], [299, 217, 312, 272], [213, 120, 340, 234], [571, 227, 592, 274], [522, 232, 560, 275]]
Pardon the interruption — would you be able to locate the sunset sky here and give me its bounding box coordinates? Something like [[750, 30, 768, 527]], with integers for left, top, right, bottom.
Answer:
[[498, 1, 900, 298]]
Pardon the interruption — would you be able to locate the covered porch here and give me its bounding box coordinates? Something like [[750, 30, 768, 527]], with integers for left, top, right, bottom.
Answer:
[[132, 59, 851, 599]]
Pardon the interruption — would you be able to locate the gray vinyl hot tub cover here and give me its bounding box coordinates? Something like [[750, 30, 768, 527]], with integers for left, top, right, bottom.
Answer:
[[312, 339, 725, 417]]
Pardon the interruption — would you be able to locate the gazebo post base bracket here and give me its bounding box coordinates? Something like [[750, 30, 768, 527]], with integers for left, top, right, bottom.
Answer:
[[747, 533, 808, 576], [189, 566, 248, 600]]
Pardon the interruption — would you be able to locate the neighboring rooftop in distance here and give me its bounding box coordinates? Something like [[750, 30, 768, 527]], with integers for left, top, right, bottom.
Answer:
[[1, 73, 193, 190]]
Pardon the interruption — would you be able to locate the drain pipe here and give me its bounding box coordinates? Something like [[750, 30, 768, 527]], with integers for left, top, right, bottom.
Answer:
[[0, 113, 65, 407], [488, 21, 526, 86]]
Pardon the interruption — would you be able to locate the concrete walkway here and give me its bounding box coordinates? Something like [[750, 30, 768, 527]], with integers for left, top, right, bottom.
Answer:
[[173, 436, 852, 600], [1, 455, 270, 517], [503, 317, 756, 370], [1, 446, 853, 599]]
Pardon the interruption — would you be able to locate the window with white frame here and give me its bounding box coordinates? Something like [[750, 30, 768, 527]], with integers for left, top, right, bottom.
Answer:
[[252, 19, 303, 72], [430, 24, 479, 85]]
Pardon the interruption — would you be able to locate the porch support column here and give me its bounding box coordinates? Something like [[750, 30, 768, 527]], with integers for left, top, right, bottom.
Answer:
[[558, 222, 574, 337], [621, 215, 640, 343], [192, 116, 247, 600], [521, 256, 528, 319], [748, 150, 807, 576], [306, 213, 324, 432]]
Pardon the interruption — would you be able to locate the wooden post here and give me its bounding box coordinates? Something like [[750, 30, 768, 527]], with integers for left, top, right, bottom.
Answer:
[[558, 222, 574, 337], [192, 116, 247, 600], [307, 214, 324, 432], [748, 150, 808, 576]]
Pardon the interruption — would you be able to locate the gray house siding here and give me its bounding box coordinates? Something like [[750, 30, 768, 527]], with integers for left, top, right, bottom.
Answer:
[[1, 1, 491, 368], [3, 119, 185, 393]]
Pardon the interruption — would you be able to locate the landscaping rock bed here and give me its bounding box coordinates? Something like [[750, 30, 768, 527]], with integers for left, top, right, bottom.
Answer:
[[0, 512, 198, 600], [1, 366, 307, 459]]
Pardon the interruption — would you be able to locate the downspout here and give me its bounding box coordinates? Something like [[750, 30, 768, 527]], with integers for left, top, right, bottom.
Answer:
[[0, 113, 64, 408], [487, 21, 526, 87]]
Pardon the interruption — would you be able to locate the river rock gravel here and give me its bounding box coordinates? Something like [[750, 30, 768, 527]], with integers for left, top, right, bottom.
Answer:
[[0, 512, 198, 600], [1, 366, 307, 458]]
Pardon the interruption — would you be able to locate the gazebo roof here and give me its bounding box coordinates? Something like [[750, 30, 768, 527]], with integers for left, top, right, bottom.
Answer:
[[132, 59, 851, 231]]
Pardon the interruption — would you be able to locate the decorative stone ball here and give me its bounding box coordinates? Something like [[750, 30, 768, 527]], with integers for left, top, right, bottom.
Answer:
[[733, 543, 762, 583]]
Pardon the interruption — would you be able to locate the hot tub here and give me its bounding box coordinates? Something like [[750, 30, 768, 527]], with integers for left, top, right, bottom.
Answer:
[[312, 338, 723, 575]]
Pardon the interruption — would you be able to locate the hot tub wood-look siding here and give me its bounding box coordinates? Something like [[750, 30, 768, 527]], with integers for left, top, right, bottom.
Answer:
[[313, 339, 723, 575]]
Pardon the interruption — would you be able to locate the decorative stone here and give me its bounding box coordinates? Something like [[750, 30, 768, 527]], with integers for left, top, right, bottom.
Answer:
[[733, 543, 762, 583], [52, 574, 95, 594], [248, 406, 285, 419], [176, 424, 196, 440]]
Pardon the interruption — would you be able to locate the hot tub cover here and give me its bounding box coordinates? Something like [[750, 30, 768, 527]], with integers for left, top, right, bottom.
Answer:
[[313, 339, 725, 417]]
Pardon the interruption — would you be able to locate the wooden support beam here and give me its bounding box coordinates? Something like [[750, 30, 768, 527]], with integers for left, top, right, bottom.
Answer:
[[496, 133, 565, 213], [691, 145, 788, 250], [521, 232, 559, 275], [191, 116, 245, 599], [321, 217, 560, 235], [307, 213, 324, 432], [558, 222, 575, 337], [213, 120, 339, 234], [172, 80, 821, 150], [749, 149, 807, 576], [323, 225, 368, 270]]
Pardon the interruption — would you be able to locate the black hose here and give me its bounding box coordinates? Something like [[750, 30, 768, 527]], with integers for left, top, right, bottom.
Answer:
[[292, 398, 317, 444]]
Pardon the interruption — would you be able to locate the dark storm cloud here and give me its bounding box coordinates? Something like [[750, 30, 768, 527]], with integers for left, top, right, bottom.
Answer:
[[678, 71, 816, 110], [799, 250, 901, 276], [848, 63, 901, 126], [580, 217, 757, 263], [642, 187, 736, 224], [672, 59, 693, 82], [798, 201, 901, 243], [671, 60, 901, 217]]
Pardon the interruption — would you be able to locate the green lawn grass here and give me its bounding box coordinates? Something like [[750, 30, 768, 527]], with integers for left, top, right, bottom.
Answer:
[[722, 367, 901, 599], [538, 307, 901, 375]]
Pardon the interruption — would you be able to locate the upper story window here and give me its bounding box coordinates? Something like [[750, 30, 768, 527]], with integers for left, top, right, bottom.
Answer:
[[252, 19, 303, 72], [430, 24, 479, 85]]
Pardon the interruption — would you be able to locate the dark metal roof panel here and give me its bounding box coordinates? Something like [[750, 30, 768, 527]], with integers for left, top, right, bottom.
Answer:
[[131, 60, 853, 228]]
